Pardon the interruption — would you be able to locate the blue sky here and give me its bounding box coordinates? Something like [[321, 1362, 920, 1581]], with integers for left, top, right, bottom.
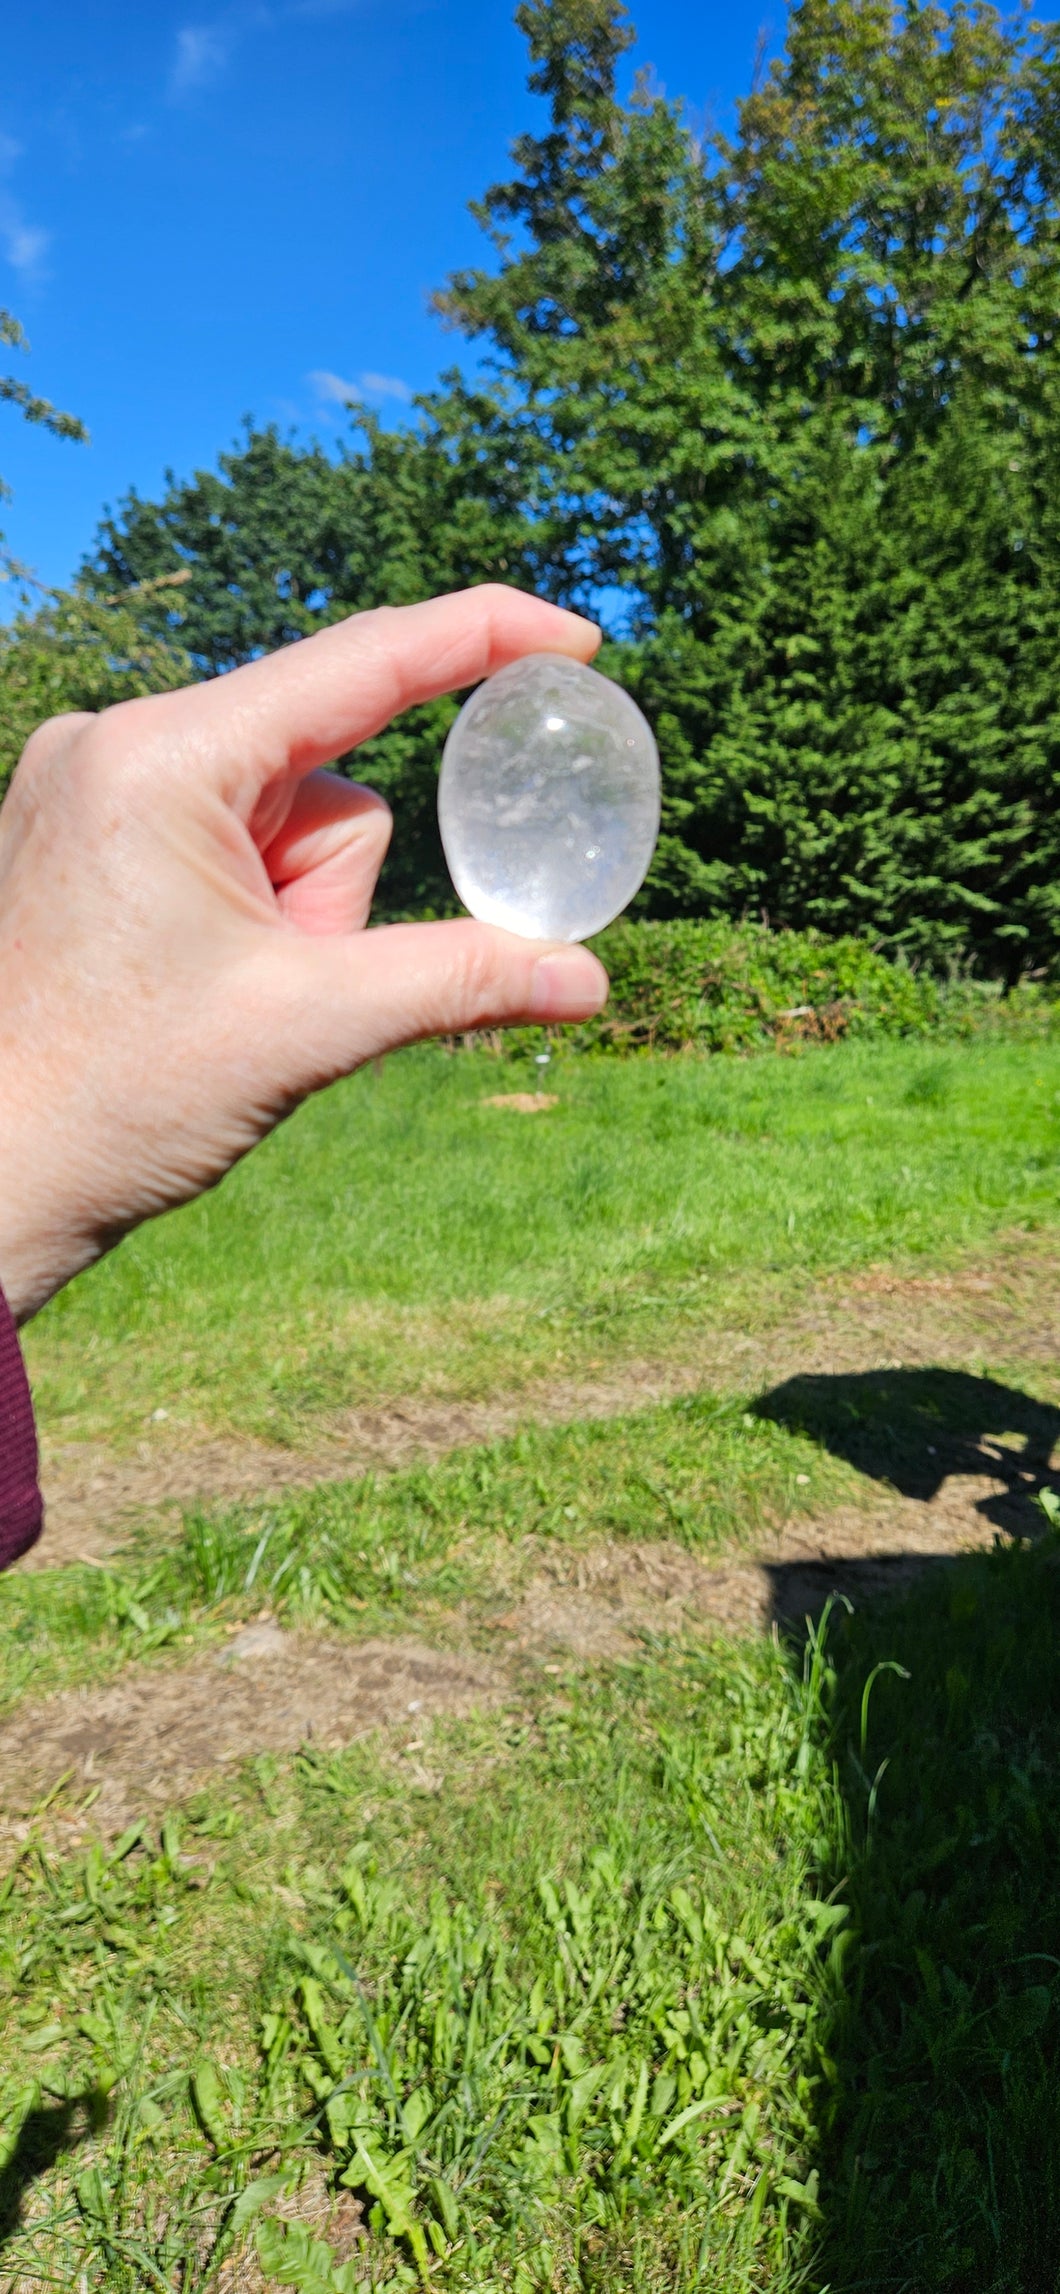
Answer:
[[1, 0, 777, 604]]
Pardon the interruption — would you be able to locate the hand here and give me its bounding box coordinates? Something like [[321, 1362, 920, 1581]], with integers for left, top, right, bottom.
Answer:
[[0, 585, 609, 1323]]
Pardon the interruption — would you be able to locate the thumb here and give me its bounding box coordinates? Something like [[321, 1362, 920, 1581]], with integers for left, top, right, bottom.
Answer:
[[258, 918, 609, 1083], [260, 771, 393, 935]]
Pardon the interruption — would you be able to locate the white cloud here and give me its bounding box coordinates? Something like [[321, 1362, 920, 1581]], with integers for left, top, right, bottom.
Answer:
[[171, 22, 232, 94], [0, 208, 49, 276], [167, 2, 383, 102], [359, 369, 413, 403], [309, 368, 362, 404], [309, 367, 412, 408], [0, 144, 50, 280]]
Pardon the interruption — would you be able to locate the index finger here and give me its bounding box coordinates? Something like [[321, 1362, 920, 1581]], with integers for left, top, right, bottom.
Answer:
[[155, 585, 601, 809]]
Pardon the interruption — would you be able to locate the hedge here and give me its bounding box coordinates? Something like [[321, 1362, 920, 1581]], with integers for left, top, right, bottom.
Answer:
[[470, 920, 1058, 1059]]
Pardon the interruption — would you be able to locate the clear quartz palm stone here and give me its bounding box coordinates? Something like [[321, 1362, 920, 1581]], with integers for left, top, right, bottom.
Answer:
[[438, 652, 660, 941]]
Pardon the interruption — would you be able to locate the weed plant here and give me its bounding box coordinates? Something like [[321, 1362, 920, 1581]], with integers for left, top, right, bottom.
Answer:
[[264, 1629, 845, 2290], [4, 1410, 1060, 2284], [0, 1634, 847, 2291]]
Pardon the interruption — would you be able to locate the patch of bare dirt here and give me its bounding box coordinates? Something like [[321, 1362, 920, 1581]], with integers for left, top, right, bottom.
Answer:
[[217, 2179, 364, 2294], [481, 1091, 558, 1112], [491, 1538, 770, 1657], [0, 1629, 501, 1844], [3, 1448, 1036, 1847], [488, 1469, 1025, 1658], [13, 1228, 1060, 1852], [32, 1373, 694, 1571]]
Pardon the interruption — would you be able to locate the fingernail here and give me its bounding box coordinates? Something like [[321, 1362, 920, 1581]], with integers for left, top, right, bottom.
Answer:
[[530, 948, 609, 1020]]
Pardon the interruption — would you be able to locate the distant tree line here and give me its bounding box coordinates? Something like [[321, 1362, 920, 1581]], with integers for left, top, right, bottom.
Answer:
[[9, 0, 1060, 977]]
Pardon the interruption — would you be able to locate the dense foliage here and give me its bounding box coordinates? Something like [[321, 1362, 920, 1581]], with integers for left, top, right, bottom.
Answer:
[[80, 0, 1060, 969], [0, 582, 190, 796], [576, 919, 1043, 1054]]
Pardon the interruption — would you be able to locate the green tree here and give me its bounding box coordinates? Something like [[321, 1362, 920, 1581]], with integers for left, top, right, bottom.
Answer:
[[0, 310, 191, 801], [80, 0, 1060, 970], [1, 309, 86, 456], [86, 405, 552, 913], [0, 578, 192, 798], [435, 0, 1060, 974]]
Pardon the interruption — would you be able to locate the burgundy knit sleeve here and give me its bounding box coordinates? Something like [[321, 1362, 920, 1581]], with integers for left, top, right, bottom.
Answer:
[[0, 1284, 42, 1568]]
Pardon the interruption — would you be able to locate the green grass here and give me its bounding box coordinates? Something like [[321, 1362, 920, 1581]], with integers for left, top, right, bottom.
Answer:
[[0, 1633, 845, 2293], [25, 1035, 1060, 1447], [11, 1517, 1060, 2291], [818, 1528, 1060, 2293], [0, 1392, 857, 1712], [7, 1030, 1060, 2287]]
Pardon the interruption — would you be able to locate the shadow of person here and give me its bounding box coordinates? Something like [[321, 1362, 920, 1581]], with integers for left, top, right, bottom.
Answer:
[[751, 1365, 1060, 1538], [809, 1526, 1060, 2289], [742, 1367, 1060, 1632], [0, 2088, 109, 2252]]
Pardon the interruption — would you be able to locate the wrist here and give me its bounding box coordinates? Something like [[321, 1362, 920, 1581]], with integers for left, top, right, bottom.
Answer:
[[0, 1194, 92, 1325], [0, 1075, 98, 1324]]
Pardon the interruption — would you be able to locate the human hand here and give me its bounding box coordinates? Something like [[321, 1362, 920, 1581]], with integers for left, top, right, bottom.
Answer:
[[0, 585, 609, 1323]]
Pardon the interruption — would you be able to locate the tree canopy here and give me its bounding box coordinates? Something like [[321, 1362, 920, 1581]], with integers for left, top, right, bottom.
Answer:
[[83, 0, 1060, 970], [0, 314, 187, 795], [0, 579, 192, 798]]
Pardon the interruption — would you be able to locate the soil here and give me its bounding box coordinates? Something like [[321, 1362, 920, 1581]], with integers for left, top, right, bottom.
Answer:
[[0, 1630, 500, 1845], [480, 1090, 559, 1112], [490, 1462, 1043, 1658], [1, 1463, 1041, 1844]]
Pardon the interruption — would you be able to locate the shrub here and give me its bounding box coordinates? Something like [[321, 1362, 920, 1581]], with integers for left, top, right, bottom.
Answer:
[[485, 920, 1059, 1060]]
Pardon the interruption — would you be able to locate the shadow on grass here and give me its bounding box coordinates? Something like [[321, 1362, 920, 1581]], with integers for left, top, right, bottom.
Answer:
[[742, 1367, 1060, 1632], [741, 1368, 1060, 2283], [798, 1528, 1060, 2291], [753, 1364, 1060, 1533], [0, 2088, 109, 2251]]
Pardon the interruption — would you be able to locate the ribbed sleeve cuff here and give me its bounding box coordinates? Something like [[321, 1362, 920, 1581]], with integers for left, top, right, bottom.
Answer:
[[0, 1282, 42, 1568]]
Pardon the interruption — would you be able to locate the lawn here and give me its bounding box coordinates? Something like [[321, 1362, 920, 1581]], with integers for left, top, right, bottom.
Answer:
[[9, 1522, 1060, 2292], [0, 1632, 844, 2293], [2, 1032, 1060, 2290], [24, 1035, 1060, 1448]]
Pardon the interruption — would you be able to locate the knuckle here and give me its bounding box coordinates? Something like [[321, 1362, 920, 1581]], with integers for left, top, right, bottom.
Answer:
[[8, 710, 94, 817], [16, 709, 91, 779], [68, 692, 172, 797], [11, 691, 175, 823]]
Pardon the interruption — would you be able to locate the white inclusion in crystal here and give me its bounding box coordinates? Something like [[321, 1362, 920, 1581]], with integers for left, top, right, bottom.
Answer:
[[438, 652, 661, 942]]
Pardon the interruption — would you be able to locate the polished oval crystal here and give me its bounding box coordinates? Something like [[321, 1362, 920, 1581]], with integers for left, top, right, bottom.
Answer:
[[438, 651, 660, 941]]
